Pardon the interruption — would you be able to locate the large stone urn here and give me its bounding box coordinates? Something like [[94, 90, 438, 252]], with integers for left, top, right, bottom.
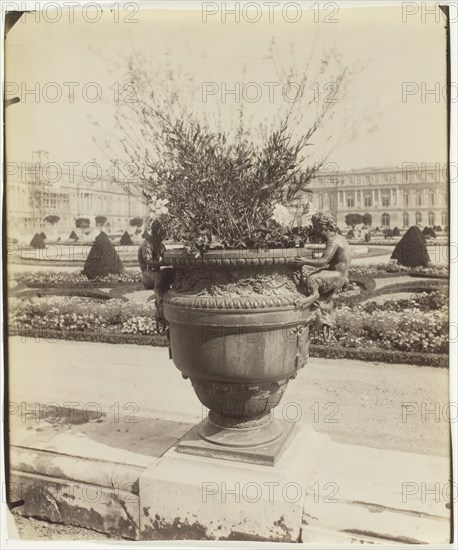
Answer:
[[163, 247, 316, 462]]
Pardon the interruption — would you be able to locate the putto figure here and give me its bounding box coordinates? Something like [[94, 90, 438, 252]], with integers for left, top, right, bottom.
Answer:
[[294, 212, 351, 300], [138, 220, 174, 329], [294, 212, 351, 339]]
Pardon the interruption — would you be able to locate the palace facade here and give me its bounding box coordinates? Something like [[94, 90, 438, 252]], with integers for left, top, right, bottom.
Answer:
[[303, 164, 448, 230], [6, 151, 148, 236]]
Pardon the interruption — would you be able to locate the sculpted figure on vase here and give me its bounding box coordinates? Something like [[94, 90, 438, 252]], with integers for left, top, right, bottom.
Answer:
[[294, 212, 351, 340]]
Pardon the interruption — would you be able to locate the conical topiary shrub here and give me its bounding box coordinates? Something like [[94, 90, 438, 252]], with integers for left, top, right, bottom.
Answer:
[[39, 232, 47, 240], [391, 226, 430, 267], [422, 226, 437, 239], [30, 233, 46, 249], [120, 231, 133, 245], [69, 230, 79, 241], [82, 231, 124, 280]]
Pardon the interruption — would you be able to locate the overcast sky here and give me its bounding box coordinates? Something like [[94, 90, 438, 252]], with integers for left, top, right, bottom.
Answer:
[[5, 5, 448, 173]]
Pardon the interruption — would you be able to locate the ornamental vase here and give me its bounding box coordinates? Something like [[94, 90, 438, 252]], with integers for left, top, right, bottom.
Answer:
[[163, 248, 316, 449]]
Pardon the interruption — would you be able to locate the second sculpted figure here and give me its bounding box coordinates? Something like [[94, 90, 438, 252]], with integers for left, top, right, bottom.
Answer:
[[294, 212, 351, 341]]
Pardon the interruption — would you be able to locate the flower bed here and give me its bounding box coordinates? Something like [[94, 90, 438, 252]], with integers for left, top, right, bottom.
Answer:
[[311, 291, 448, 355], [9, 297, 158, 335], [337, 279, 447, 307], [10, 262, 448, 291], [11, 271, 143, 288], [361, 290, 446, 312], [349, 264, 448, 279], [8, 288, 449, 364]]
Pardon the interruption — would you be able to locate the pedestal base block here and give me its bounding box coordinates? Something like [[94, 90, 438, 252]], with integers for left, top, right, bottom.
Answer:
[[178, 419, 295, 465], [139, 423, 328, 542]]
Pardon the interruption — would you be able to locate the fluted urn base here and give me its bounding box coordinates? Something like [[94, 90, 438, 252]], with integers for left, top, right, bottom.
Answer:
[[188, 376, 291, 453]]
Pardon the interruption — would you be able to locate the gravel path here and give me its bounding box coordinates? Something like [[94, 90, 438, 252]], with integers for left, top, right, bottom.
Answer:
[[8, 338, 450, 457]]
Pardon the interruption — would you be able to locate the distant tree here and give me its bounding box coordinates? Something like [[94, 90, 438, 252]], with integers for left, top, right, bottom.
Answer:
[[383, 229, 393, 238], [44, 215, 60, 226], [362, 213, 372, 227], [346, 229, 355, 239], [436, 225, 442, 232], [95, 215, 107, 226], [392, 226, 400, 237], [75, 218, 90, 229], [422, 226, 430, 236], [364, 232, 371, 242], [130, 217, 144, 228], [30, 233, 45, 249], [83, 231, 124, 280], [345, 213, 364, 229], [120, 231, 134, 245], [391, 226, 430, 267]]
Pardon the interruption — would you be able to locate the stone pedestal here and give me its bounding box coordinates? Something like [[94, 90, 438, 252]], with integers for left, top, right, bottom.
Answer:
[[139, 422, 328, 542]]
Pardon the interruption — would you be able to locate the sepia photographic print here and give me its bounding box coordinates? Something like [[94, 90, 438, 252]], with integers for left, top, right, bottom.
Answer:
[[1, 1, 457, 547]]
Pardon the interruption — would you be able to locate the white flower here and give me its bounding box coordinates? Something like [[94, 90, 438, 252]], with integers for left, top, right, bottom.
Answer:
[[148, 196, 169, 219], [271, 203, 293, 226], [301, 202, 317, 225]]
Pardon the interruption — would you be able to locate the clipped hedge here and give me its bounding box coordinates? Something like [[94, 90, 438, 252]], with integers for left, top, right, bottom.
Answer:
[[309, 345, 447, 368], [8, 328, 168, 347]]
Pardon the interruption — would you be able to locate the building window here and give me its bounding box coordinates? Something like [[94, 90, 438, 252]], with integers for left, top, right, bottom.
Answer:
[[428, 189, 435, 206], [381, 191, 390, 207], [381, 213, 390, 227], [428, 212, 435, 226], [441, 211, 447, 226], [318, 193, 324, 210], [402, 212, 409, 227], [402, 191, 409, 206], [364, 192, 372, 207], [347, 192, 355, 208], [415, 212, 422, 225], [440, 189, 446, 205], [415, 190, 422, 206]]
